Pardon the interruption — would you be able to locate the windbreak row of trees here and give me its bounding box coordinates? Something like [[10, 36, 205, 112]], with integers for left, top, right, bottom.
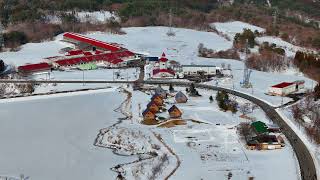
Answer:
[[294, 51, 320, 82]]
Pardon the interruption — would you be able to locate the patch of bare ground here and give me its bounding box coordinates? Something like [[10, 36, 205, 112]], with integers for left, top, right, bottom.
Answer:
[[158, 119, 187, 128]]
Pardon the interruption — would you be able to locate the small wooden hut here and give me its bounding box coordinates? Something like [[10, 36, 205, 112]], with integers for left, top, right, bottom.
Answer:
[[168, 105, 182, 118], [151, 94, 164, 106], [155, 85, 167, 98], [175, 91, 188, 103], [142, 109, 156, 121], [147, 101, 160, 113]]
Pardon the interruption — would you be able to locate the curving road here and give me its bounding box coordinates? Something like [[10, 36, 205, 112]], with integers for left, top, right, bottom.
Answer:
[[0, 79, 317, 180]]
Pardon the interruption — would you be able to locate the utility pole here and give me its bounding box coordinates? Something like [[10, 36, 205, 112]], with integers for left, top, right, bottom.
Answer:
[[0, 23, 4, 51], [241, 40, 252, 88], [273, 8, 278, 29], [82, 70, 85, 86], [166, 7, 175, 37]]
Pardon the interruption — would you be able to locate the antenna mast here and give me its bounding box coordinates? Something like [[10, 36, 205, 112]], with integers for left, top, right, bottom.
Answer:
[[0, 23, 4, 50], [241, 41, 252, 88], [273, 8, 277, 29], [167, 8, 175, 37]]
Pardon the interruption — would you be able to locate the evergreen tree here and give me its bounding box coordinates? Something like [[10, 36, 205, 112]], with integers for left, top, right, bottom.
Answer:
[[314, 83, 320, 100], [209, 95, 213, 102], [169, 84, 174, 92], [0, 60, 4, 72]]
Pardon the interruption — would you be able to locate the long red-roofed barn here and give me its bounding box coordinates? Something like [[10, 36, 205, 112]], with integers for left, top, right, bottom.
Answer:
[[63, 32, 121, 52], [18, 63, 52, 75], [17, 33, 139, 74]]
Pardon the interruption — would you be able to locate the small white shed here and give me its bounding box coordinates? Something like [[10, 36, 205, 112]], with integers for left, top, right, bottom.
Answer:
[[268, 82, 296, 96]]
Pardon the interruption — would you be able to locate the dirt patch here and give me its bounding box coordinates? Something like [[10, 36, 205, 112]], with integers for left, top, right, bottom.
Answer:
[[158, 119, 187, 128], [141, 118, 159, 125]]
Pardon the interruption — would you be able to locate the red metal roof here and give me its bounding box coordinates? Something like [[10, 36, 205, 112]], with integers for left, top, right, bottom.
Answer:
[[83, 52, 93, 56], [271, 82, 294, 88], [159, 52, 168, 62], [63, 32, 121, 52], [153, 68, 175, 75], [110, 59, 123, 64], [54, 50, 133, 66], [18, 63, 52, 72], [67, 49, 83, 56]]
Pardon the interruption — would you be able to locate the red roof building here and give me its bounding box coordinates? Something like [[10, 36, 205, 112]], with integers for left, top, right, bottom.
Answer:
[[67, 49, 84, 56], [63, 32, 122, 52], [271, 82, 294, 88], [159, 52, 168, 62], [268, 82, 296, 96], [54, 50, 133, 66], [18, 63, 52, 74]]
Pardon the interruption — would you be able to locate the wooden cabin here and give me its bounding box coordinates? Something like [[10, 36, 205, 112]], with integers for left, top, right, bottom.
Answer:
[[247, 134, 283, 150], [147, 101, 160, 113], [168, 105, 182, 119], [155, 86, 167, 98], [151, 94, 164, 106], [175, 91, 188, 103], [142, 109, 156, 121]]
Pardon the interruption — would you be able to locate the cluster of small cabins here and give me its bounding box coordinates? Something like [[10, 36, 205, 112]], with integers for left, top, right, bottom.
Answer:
[[245, 121, 284, 150], [142, 86, 188, 125], [17, 32, 140, 75]]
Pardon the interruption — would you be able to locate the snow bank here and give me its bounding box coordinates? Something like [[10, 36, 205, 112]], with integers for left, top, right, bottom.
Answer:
[[256, 36, 303, 57], [211, 21, 265, 39]]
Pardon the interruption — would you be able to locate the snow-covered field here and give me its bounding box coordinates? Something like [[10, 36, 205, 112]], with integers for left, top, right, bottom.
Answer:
[[0, 84, 300, 180], [0, 35, 72, 66], [211, 21, 265, 39], [0, 88, 139, 180], [211, 21, 309, 57], [1, 25, 315, 106], [255, 36, 303, 57]]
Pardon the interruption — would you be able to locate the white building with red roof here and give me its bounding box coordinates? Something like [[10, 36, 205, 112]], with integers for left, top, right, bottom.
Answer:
[[152, 52, 175, 78], [268, 81, 305, 96]]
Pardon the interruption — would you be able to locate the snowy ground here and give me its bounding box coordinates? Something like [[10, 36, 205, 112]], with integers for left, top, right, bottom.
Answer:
[[119, 86, 300, 180], [0, 84, 300, 179], [0, 88, 141, 180], [210, 21, 266, 40], [31, 68, 139, 81], [0, 34, 73, 66], [256, 36, 303, 57]]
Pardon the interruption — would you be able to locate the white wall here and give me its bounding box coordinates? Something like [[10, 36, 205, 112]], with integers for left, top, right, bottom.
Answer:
[[182, 66, 216, 75]]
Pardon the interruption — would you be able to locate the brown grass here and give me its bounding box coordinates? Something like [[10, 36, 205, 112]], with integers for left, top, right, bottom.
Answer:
[[141, 118, 159, 125], [158, 119, 187, 128]]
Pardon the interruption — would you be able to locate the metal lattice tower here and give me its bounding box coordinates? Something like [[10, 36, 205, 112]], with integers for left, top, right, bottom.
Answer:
[[166, 8, 175, 37], [0, 23, 3, 50], [272, 7, 278, 29], [241, 41, 252, 88]]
